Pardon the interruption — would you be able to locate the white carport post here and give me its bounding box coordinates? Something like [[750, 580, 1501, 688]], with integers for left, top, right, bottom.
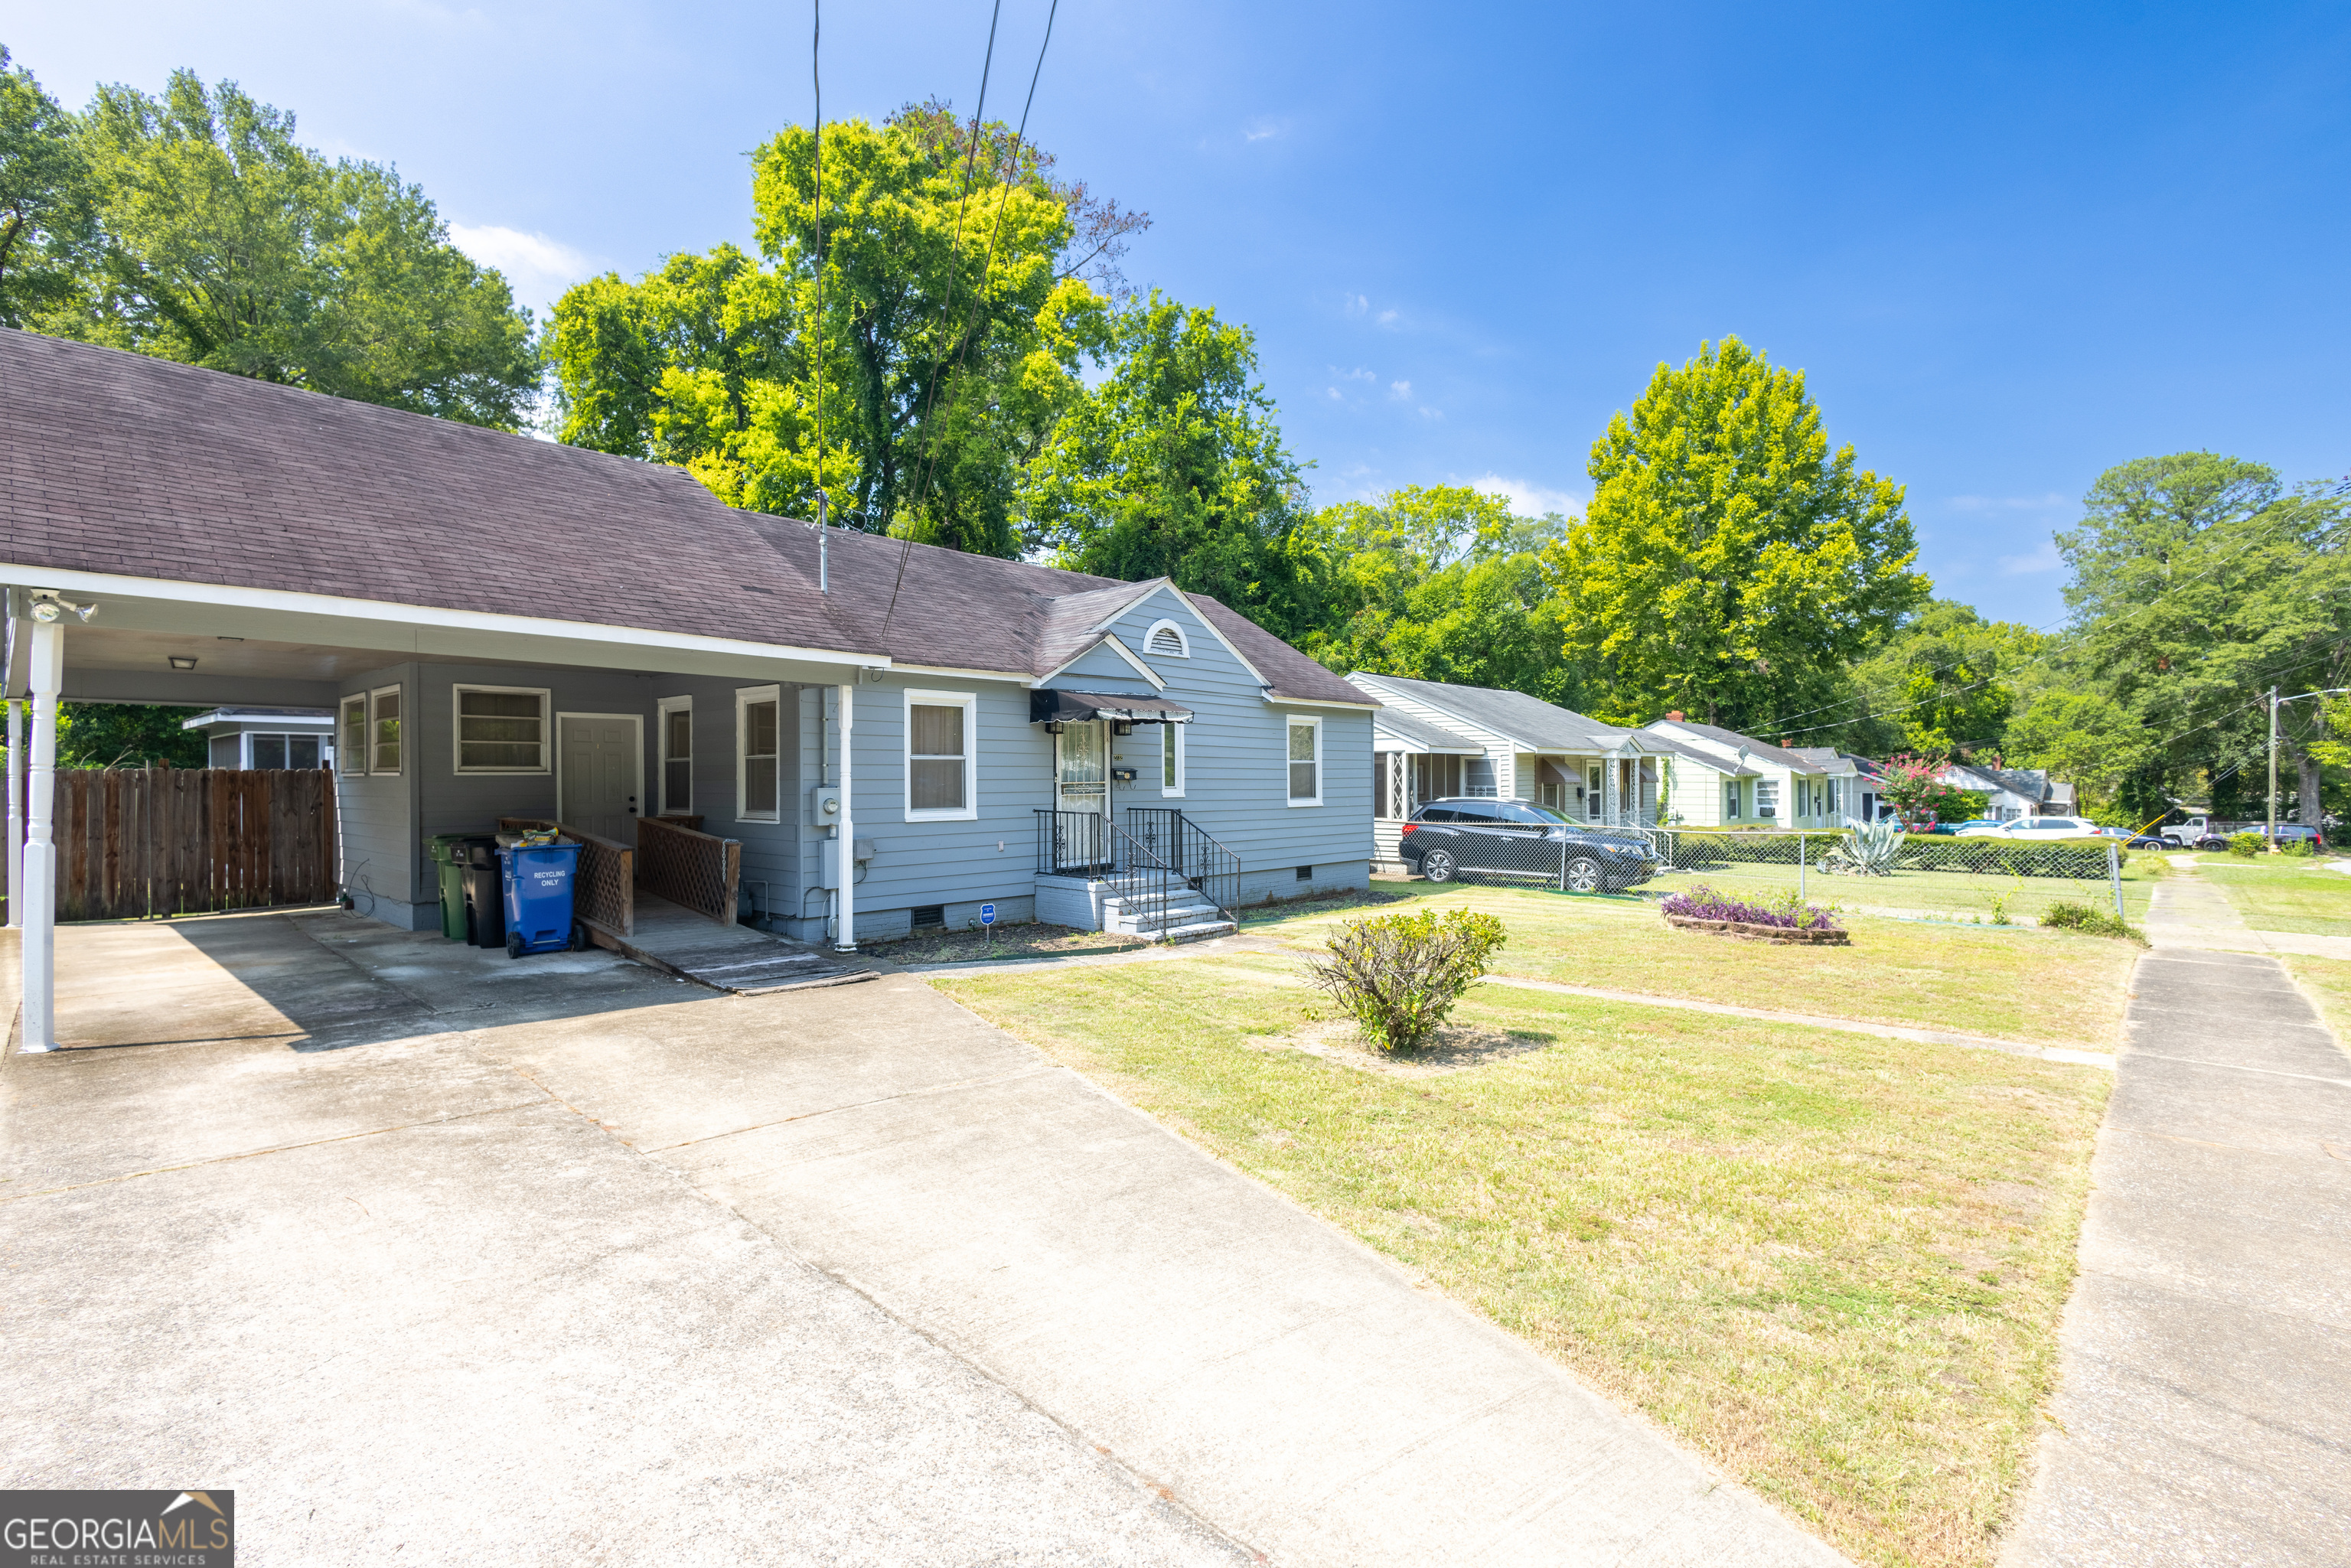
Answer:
[[833, 680, 856, 953], [20, 616, 60, 1051], [5, 603, 21, 930]]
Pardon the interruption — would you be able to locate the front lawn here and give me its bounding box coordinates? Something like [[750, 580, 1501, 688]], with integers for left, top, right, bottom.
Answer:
[[935, 954, 2110, 1568], [1247, 880, 2137, 1048], [2190, 857, 2351, 937]]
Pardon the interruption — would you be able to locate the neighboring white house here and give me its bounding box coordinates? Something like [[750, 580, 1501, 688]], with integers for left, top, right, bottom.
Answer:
[[1939, 760, 2076, 820], [180, 706, 337, 770], [1348, 673, 1658, 865], [1639, 718, 1855, 830]]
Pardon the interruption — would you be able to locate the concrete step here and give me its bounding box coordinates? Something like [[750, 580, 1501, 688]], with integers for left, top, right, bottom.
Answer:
[[1109, 901, 1221, 931], [1159, 918, 1237, 944]]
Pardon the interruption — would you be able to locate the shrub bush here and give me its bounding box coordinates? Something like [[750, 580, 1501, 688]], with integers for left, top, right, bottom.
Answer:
[[2228, 831, 2264, 859], [2280, 837, 2317, 859], [1673, 833, 1731, 868], [2040, 901, 2144, 940], [1661, 883, 1842, 931], [1306, 908, 1508, 1052]]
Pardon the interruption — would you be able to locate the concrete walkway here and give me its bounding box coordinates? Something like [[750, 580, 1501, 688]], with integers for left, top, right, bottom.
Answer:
[[2144, 863, 2351, 961], [3, 911, 1844, 1566], [2000, 934, 2351, 1563]]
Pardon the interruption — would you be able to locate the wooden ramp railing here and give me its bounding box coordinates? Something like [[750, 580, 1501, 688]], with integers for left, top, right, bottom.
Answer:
[[497, 817, 634, 937], [13, 767, 338, 923], [634, 814, 740, 925]]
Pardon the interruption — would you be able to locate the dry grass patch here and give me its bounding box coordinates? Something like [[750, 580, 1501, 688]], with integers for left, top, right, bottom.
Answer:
[[1249, 881, 2134, 1048], [869, 921, 1145, 966], [935, 953, 2109, 1568]]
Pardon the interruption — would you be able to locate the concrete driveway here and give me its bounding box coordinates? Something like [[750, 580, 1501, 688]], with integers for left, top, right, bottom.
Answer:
[[2, 910, 1840, 1566]]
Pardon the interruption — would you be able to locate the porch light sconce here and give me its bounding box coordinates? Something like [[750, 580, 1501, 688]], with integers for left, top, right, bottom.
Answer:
[[1112, 719, 1133, 735], [27, 592, 96, 624], [169, 656, 198, 670], [1042, 721, 1065, 735]]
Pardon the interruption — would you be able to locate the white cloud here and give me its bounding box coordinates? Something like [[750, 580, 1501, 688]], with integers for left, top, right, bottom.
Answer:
[[1327, 386, 1344, 400], [1342, 293, 1370, 318], [1243, 118, 1286, 142], [1330, 365, 1375, 383], [1997, 540, 2062, 575], [448, 223, 603, 314], [1463, 474, 1583, 517], [1419, 406, 1443, 420], [1376, 308, 1399, 327], [1389, 380, 1411, 399]]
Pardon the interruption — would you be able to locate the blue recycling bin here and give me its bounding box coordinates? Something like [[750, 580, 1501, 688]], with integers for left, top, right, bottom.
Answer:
[[497, 841, 583, 958]]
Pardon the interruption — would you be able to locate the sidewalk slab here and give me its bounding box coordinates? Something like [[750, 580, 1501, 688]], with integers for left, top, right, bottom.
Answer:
[[2000, 945, 2351, 1567]]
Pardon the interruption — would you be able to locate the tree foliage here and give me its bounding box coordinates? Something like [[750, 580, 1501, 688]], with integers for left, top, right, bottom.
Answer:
[[0, 46, 97, 329], [31, 68, 537, 427], [1552, 337, 1928, 729], [1837, 599, 2053, 757]]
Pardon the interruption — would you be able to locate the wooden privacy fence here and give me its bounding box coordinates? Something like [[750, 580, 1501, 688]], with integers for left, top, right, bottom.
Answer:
[[634, 814, 740, 926], [18, 768, 340, 923]]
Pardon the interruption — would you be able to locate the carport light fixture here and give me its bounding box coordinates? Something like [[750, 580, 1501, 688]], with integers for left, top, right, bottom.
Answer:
[[28, 592, 96, 624], [169, 656, 198, 670]]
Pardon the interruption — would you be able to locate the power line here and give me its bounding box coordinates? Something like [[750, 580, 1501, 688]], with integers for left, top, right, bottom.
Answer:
[[880, 0, 1061, 642]]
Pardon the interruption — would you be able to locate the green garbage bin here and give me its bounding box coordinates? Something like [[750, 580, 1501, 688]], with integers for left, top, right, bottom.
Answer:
[[426, 833, 473, 941]]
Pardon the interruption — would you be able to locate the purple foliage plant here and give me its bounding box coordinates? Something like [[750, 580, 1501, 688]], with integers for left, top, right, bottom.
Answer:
[[1660, 882, 1842, 931]]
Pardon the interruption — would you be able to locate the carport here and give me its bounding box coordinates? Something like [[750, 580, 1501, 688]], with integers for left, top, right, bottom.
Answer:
[[2, 328, 887, 1050]]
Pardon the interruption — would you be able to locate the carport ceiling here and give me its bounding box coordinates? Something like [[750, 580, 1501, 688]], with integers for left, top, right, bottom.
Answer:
[[57, 625, 645, 684]]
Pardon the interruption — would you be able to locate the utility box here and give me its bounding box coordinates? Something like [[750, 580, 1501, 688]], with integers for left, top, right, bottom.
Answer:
[[817, 836, 877, 889], [807, 784, 842, 826]]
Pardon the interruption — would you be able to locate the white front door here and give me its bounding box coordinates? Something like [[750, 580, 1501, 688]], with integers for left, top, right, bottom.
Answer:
[[558, 713, 643, 842]]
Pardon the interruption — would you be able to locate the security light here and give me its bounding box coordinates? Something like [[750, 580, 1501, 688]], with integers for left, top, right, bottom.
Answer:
[[170, 656, 198, 670], [27, 592, 95, 624]]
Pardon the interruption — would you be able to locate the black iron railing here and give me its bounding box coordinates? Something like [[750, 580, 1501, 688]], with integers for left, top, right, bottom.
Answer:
[[1125, 807, 1241, 922], [1036, 807, 1116, 878], [1035, 808, 1202, 939]]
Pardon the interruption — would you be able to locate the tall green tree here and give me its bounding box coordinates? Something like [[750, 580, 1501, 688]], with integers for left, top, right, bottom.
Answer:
[[60, 69, 536, 427], [1550, 337, 1928, 729], [0, 46, 96, 329], [2057, 452, 2351, 823], [1020, 289, 1316, 634], [1837, 599, 2052, 756], [546, 101, 1148, 553], [1293, 485, 1580, 699]]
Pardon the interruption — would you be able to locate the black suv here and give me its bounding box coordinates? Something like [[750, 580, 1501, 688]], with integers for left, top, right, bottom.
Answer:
[[1398, 797, 1661, 892]]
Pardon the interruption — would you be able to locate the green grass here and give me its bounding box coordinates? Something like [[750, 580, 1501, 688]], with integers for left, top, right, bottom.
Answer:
[[2191, 856, 2351, 936], [2282, 954, 2351, 1051], [1248, 880, 2137, 1049], [935, 956, 2110, 1568]]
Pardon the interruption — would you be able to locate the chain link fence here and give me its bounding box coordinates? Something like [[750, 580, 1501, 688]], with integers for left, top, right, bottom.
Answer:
[[1645, 826, 2145, 925]]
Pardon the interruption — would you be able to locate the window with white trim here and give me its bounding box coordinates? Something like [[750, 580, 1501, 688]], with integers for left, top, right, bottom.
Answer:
[[340, 694, 368, 774], [659, 696, 692, 814], [370, 686, 403, 776], [1756, 778, 1779, 819], [736, 686, 781, 823], [1160, 721, 1185, 796], [1144, 618, 1190, 658], [1286, 716, 1322, 806], [905, 689, 977, 820], [452, 685, 549, 773]]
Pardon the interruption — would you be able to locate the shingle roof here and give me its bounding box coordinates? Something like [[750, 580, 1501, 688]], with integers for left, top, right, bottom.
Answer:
[[1647, 720, 1818, 772], [1348, 673, 1629, 750], [1373, 708, 1485, 751], [0, 328, 1374, 705], [0, 327, 882, 656], [1642, 732, 1761, 776]]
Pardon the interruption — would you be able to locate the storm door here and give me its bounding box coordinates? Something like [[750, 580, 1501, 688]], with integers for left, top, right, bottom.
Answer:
[[1052, 720, 1111, 872]]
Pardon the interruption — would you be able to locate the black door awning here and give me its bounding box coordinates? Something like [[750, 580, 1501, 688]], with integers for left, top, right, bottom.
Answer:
[[1030, 689, 1195, 725]]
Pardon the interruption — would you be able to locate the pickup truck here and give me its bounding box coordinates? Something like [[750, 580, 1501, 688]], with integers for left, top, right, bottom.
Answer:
[[2160, 817, 2326, 849]]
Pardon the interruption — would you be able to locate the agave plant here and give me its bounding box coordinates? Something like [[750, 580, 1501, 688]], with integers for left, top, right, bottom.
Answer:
[[1822, 817, 1904, 876]]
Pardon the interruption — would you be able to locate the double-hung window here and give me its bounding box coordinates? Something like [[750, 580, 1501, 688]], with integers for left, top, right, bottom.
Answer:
[[737, 686, 781, 823], [1286, 716, 1322, 807], [659, 697, 693, 814], [1160, 722, 1185, 797], [340, 694, 369, 774], [1756, 779, 1779, 820], [905, 689, 977, 820], [370, 686, 403, 776], [1724, 781, 1741, 820], [453, 686, 549, 773]]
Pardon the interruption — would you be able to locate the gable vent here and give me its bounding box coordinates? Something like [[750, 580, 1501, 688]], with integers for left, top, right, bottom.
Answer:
[[1146, 621, 1189, 657]]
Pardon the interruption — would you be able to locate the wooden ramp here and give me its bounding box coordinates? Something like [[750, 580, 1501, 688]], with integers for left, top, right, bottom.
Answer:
[[590, 894, 883, 993]]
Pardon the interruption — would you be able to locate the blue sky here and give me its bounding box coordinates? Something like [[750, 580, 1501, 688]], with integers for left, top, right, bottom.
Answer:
[[13, 2, 2349, 628]]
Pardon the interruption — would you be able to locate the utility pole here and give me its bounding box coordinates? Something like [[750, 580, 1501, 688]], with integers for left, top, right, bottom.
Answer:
[[2267, 685, 2280, 854]]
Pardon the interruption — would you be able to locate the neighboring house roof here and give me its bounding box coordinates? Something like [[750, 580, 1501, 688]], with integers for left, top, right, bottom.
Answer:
[[179, 706, 334, 731], [1348, 673, 1631, 751], [1373, 708, 1485, 753], [0, 328, 1373, 706], [1646, 719, 1818, 773], [1642, 732, 1761, 777]]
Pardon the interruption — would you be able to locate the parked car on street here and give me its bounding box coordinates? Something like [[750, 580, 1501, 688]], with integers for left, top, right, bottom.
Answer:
[[1399, 798, 1661, 892], [2122, 833, 2174, 851], [1957, 815, 2105, 839]]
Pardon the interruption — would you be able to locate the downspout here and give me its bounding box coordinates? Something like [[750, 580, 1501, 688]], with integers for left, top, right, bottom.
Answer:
[[5, 591, 20, 929], [833, 680, 856, 952]]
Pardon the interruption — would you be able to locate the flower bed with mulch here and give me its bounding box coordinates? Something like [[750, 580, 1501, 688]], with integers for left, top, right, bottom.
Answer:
[[1664, 914, 1850, 945]]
